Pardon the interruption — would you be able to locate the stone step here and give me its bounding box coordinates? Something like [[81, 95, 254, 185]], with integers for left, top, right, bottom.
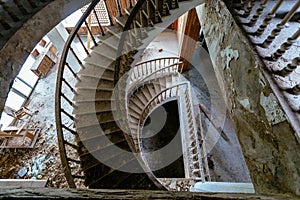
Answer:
[[76, 123, 121, 140], [93, 42, 117, 61], [74, 99, 115, 115], [97, 32, 119, 50], [85, 51, 115, 68], [74, 89, 113, 102], [78, 127, 122, 142], [79, 63, 115, 75], [106, 25, 123, 39], [76, 75, 114, 90], [75, 111, 117, 130], [80, 133, 126, 154]]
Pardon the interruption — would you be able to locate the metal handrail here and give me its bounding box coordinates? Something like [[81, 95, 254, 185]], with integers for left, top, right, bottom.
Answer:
[[55, 0, 106, 188]]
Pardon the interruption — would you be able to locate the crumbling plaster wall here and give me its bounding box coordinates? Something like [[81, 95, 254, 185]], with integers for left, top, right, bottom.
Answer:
[[0, 0, 90, 114], [198, 0, 300, 196]]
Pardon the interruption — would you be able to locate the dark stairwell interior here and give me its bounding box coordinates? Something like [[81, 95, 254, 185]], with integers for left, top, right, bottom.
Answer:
[[141, 100, 185, 178]]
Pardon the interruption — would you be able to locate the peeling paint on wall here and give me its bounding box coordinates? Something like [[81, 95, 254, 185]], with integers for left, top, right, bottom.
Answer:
[[238, 98, 251, 112], [260, 93, 286, 125], [220, 45, 239, 70]]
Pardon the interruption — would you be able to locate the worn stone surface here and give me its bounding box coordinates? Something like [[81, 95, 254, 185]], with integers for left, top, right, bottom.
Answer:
[[198, 0, 300, 196], [0, 0, 90, 114], [0, 187, 298, 199]]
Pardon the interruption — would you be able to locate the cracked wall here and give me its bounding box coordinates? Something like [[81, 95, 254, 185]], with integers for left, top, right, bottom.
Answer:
[[198, 0, 300, 196]]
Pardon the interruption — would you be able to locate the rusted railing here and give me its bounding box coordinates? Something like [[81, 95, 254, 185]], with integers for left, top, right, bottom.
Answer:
[[55, 0, 114, 188]]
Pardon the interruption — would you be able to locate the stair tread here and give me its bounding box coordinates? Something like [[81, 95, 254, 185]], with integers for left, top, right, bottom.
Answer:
[[106, 25, 123, 38], [93, 42, 117, 60], [70, 0, 202, 190]]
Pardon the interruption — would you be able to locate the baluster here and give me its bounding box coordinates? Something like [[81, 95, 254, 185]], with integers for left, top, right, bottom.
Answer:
[[63, 78, 78, 95], [133, 19, 140, 42], [261, 0, 300, 48], [70, 47, 83, 66], [171, 0, 178, 9], [269, 28, 300, 61], [0, 0, 19, 21], [0, 16, 11, 29], [247, 0, 268, 26], [159, 59, 161, 69], [278, 57, 300, 77], [116, 0, 122, 17], [76, 33, 89, 55], [103, 0, 113, 26], [145, 0, 154, 26], [154, 0, 162, 23], [62, 125, 78, 135], [93, 8, 105, 36], [290, 84, 300, 95], [84, 20, 97, 47], [139, 9, 144, 27], [61, 93, 77, 108], [255, 0, 284, 36], [162, 0, 170, 16], [64, 140, 79, 150], [242, 0, 256, 18], [67, 157, 81, 164], [61, 109, 76, 121], [13, 0, 28, 15]]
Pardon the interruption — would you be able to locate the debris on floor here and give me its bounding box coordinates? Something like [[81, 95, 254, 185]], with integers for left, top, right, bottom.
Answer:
[[0, 61, 82, 188]]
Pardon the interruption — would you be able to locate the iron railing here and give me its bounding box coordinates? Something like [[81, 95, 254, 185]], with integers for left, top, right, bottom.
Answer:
[[55, 0, 128, 188]]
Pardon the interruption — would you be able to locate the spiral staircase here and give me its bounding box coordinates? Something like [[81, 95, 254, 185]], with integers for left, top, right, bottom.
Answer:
[[54, 0, 211, 190], [52, 0, 300, 193], [0, 0, 299, 197]]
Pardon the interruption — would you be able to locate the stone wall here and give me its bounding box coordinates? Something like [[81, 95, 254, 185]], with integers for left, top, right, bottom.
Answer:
[[0, 0, 90, 114], [197, 0, 300, 196]]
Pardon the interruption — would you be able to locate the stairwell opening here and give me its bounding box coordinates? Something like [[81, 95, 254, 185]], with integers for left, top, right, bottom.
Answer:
[[141, 100, 185, 178]]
